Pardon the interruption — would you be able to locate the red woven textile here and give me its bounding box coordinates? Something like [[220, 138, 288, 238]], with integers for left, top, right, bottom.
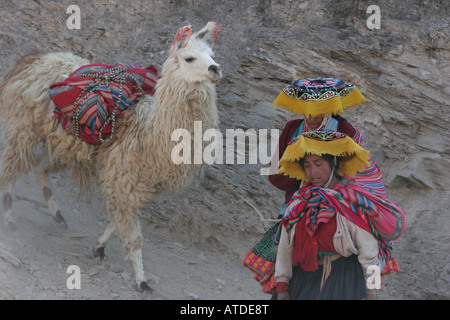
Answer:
[[49, 61, 160, 144]]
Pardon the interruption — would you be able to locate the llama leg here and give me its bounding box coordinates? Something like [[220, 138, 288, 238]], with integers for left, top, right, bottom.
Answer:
[[34, 159, 66, 228], [0, 128, 41, 230], [0, 146, 35, 230], [113, 211, 152, 292], [93, 221, 116, 259], [2, 182, 17, 231], [129, 243, 151, 292]]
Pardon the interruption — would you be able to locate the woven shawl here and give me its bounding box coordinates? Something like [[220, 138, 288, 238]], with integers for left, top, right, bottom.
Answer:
[[282, 177, 405, 274], [49, 61, 160, 144]]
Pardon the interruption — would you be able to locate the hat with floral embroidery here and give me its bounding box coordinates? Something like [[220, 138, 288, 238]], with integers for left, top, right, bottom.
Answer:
[[272, 77, 366, 117]]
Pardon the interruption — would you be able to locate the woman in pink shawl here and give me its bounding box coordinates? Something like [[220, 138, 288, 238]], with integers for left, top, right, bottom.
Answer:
[[273, 130, 405, 300]]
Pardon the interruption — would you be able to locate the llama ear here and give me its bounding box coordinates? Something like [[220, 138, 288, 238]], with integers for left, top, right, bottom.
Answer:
[[171, 25, 192, 54], [194, 21, 219, 45]]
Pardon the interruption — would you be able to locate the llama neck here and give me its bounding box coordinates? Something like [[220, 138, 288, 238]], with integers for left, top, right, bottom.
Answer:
[[118, 75, 218, 194], [149, 76, 218, 143]]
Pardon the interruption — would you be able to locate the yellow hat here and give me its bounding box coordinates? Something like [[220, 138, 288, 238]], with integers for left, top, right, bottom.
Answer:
[[272, 78, 366, 117], [277, 130, 370, 181]]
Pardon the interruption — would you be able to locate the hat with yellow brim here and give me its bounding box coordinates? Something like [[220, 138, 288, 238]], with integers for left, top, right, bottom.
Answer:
[[277, 130, 370, 181], [272, 78, 366, 118]]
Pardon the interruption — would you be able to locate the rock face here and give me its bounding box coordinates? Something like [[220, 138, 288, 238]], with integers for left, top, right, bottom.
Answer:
[[0, 0, 448, 299]]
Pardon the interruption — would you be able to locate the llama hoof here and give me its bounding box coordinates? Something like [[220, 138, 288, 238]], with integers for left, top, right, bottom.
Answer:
[[54, 211, 67, 228], [92, 246, 106, 260], [139, 281, 153, 293]]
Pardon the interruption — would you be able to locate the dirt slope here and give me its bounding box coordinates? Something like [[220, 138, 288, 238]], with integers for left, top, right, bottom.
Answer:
[[0, 0, 448, 300]]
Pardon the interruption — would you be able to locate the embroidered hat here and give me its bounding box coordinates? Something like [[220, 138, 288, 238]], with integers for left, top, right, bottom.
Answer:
[[272, 77, 366, 117], [277, 130, 370, 181]]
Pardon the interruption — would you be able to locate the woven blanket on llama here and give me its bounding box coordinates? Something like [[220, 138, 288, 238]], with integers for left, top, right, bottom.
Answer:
[[49, 61, 160, 144]]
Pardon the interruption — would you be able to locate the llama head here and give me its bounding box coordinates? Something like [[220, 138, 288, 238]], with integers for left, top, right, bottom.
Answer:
[[166, 21, 222, 84]]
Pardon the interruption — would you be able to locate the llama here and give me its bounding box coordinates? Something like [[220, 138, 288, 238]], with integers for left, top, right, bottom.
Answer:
[[0, 22, 222, 292]]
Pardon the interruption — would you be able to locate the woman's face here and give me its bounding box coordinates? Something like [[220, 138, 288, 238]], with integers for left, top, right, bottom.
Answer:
[[304, 115, 324, 130], [302, 154, 332, 187]]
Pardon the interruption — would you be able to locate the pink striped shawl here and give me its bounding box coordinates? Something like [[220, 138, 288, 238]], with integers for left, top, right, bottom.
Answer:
[[282, 176, 405, 269]]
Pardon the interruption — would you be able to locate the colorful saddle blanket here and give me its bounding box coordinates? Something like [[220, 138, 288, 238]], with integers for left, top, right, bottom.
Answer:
[[49, 61, 160, 144]]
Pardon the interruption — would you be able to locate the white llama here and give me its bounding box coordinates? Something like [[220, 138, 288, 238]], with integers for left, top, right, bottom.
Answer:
[[0, 22, 222, 292]]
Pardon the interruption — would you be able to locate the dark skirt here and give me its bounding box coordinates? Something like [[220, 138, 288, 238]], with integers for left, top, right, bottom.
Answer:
[[272, 255, 366, 300]]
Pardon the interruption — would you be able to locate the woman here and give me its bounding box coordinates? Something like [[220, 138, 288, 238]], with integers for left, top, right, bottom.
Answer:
[[273, 130, 405, 300], [269, 78, 388, 207]]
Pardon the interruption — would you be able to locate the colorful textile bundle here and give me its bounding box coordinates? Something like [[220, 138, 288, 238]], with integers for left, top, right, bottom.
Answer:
[[282, 177, 405, 274], [242, 222, 279, 294], [272, 78, 366, 117], [49, 61, 161, 144], [336, 179, 405, 241], [346, 126, 388, 198]]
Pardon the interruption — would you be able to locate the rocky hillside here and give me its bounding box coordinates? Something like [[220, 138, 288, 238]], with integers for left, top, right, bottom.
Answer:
[[0, 0, 448, 299]]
